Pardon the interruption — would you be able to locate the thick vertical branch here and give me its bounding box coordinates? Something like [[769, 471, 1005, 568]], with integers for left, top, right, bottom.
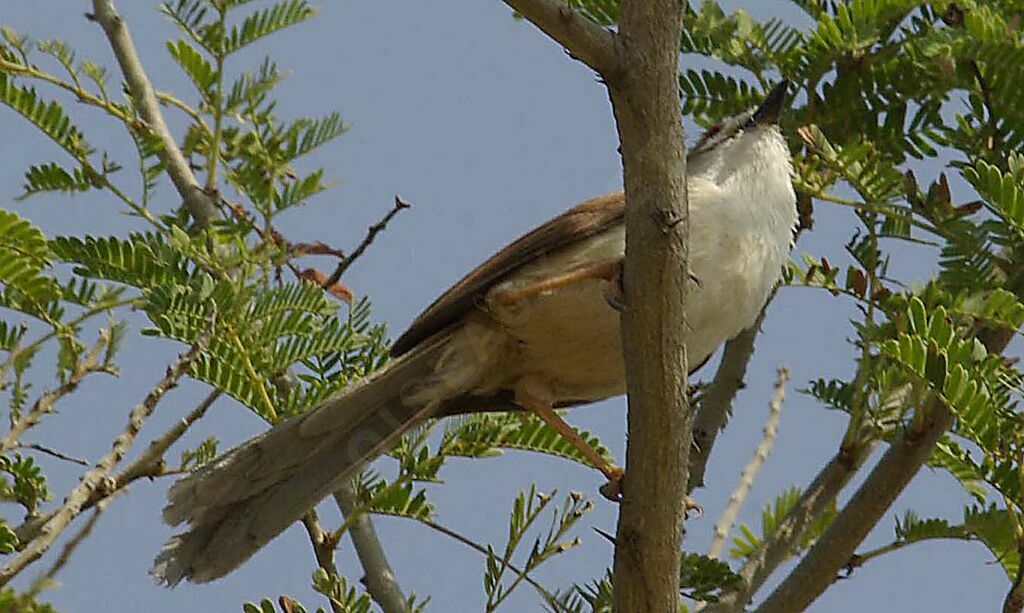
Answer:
[[608, 2, 688, 612], [89, 0, 217, 225], [333, 485, 408, 613], [498, 1, 688, 608]]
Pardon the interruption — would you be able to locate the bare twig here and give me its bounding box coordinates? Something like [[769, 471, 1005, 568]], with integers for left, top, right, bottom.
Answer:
[[88, 0, 217, 225], [705, 442, 874, 613], [1, 338, 110, 456], [0, 340, 206, 585], [689, 313, 765, 493], [708, 367, 788, 560], [415, 517, 552, 599], [333, 484, 408, 613], [300, 510, 345, 613], [300, 510, 339, 575], [18, 443, 89, 467], [25, 498, 112, 599], [14, 390, 221, 545], [755, 401, 950, 612], [500, 0, 620, 78], [116, 389, 221, 484], [321, 196, 411, 289]]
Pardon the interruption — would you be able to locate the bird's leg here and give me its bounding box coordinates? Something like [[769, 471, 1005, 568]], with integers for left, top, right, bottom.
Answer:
[[603, 260, 625, 312], [491, 259, 622, 306], [514, 377, 625, 502]]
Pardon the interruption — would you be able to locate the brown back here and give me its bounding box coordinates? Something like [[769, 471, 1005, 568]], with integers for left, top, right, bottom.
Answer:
[[391, 191, 626, 356]]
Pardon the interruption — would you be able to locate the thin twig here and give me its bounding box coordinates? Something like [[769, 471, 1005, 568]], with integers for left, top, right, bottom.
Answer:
[[689, 312, 765, 493], [14, 390, 222, 545], [25, 498, 112, 599], [708, 367, 788, 560], [321, 196, 411, 289], [88, 0, 217, 225], [0, 339, 207, 585], [500, 0, 620, 79], [705, 442, 875, 613], [1004, 548, 1024, 613], [333, 484, 408, 613], [969, 60, 1001, 151], [416, 517, 553, 600], [300, 510, 344, 613], [18, 443, 89, 467], [0, 338, 110, 456]]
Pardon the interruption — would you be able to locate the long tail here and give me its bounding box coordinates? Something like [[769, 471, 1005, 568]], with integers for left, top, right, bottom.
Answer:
[[152, 330, 466, 585]]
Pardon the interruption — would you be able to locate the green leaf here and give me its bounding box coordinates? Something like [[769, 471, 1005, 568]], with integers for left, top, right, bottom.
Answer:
[[731, 485, 836, 560], [0, 210, 59, 309], [167, 38, 216, 101], [223, 0, 317, 55], [312, 568, 373, 613], [0, 454, 50, 514], [19, 162, 96, 200], [679, 552, 742, 603], [180, 437, 219, 470], [51, 233, 197, 290], [442, 412, 615, 469], [0, 75, 90, 158]]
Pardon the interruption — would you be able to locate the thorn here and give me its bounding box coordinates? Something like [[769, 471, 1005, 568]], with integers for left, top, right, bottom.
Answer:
[[592, 526, 616, 545]]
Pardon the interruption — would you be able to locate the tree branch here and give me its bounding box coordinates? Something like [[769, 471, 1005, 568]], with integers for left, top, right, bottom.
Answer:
[[706, 442, 874, 612], [321, 196, 411, 289], [1, 338, 110, 456], [0, 340, 206, 585], [689, 313, 765, 493], [755, 401, 950, 612], [88, 0, 217, 226], [1005, 548, 1024, 613], [25, 499, 110, 599], [300, 509, 346, 613], [414, 517, 552, 600], [14, 390, 221, 545], [708, 367, 788, 560], [333, 484, 408, 613], [605, 2, 689, 611], [500, 0, 619, 78], [753, 327, 1016, 612]]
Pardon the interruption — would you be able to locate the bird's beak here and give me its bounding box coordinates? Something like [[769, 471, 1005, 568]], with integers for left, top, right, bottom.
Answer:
[[751, 80, 790, 126]]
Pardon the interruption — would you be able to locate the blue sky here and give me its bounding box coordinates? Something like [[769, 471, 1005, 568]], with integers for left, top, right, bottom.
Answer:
[[0, 1, 1008, 611]]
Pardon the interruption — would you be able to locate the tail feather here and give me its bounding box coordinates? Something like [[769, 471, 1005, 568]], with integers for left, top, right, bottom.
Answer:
[[152, 331, 460, 585]]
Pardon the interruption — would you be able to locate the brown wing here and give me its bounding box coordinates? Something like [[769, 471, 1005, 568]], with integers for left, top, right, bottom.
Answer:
[[391, 191, 625, 356]]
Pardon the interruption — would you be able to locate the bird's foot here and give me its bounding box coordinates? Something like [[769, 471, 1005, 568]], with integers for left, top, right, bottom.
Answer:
[[598, 465, 625, 502], [603, 261, 626, 312], [685, 495, 703, 518]]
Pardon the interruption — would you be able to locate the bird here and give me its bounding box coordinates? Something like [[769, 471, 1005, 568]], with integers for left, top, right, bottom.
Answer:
[[152, 80, 798, 585]]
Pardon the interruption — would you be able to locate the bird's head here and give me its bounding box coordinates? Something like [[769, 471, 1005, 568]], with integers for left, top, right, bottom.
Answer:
[[687, 80, 793, 187]]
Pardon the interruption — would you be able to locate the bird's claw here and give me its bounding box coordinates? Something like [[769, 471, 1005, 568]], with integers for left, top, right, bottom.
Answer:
[[685, 495, 703, 518], [603, 262, 626, 312], [599, 466, 625, 502]]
